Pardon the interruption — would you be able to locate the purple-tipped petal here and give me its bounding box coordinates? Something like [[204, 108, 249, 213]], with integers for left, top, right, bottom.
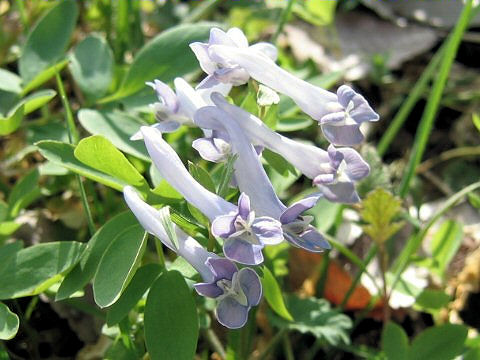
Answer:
[[147, 80, 179, 112], [237, 268, 262, 306], [213, 67, 249, 86], [321, 123, 364, 147], [223, 238, 264, 265], [197, 74, 221, 90], [327, 145, 344, 169], [339, 148, 370, 181], [337, 85, 379, 124], [251, 217, 284, 245], [190, 43, 216, 75], [321, 182, 360, 204], [151, 120, 181, 133], [237, 193, 251, 219], [192, 137, 231, 163], [280, 196, 320, 225], [211, 214, 237, 238], [194, 283, 223, 298], [206, 257, 237, 281], [209, 28, 235, 46], [285, 228, 330, 252], [313, 173, 336, 185], [216, 297, 249, 329]]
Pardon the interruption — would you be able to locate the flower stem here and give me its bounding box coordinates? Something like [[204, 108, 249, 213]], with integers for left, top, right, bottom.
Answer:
[[272, 0, 296, 43]]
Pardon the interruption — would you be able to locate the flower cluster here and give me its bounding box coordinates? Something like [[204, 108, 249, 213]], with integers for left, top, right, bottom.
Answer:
[[124, 28, 378, 329]]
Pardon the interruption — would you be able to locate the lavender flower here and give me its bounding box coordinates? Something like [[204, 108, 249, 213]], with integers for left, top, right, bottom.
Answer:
[[205, 43, 379, 146], [139, 126, 283, 265], [131, 77, 231, 140], [199, 93, 369, 203], [123, 187, 261, 329], [195, 104, 330, 252], [190, 27, 277, 89]]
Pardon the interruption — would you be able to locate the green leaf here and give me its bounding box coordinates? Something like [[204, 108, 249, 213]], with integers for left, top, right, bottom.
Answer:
[[19, 0, 78, 84], [408, 324, 468, 360], [269, 296, 352, 346], [36, 140, 127, 191], [415, 289, 450, 311], [0, 104, 24, 136], [8, 168, 41, 218], [0, 69, 22, 94], [263, 148, 297, 176], [16, 89, 57, 115], [0, 302, 19, 340], [69, 34, 114, 100], [77, 109, 149, 161], [428, 220, 463, 278], [260, 267, 293, 321], [0, 242, 23, 275], [74, 135, 147, 189], [144, 271, 199, 360], [102, 23, 214, 101], [303, 0, 337, 25], [382, 322, 409, 360], [0, 221, 21, 236], [361, 188, 404, 244], [0, 241, 85, 299], [309, 197, 341, 233], [276, 116, 313, 132], [57, 212, 139, 300], [216, 154, 237, 197], [21, 59, 69, 94], [188, 161, 216, 193], [151, 179, 183, 201], [106, 263, 162, 326], [93, 224, 147, 307], [472, 113, 480, 133]]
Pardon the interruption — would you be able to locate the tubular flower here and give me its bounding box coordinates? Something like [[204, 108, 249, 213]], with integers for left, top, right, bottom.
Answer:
[[201, 93, 369, 203], [139, 126, 283, 265], [195, 104, 331, 252], [131, 77, 231, 139], [205, 43, 379, 146], [123, 187, 261, 329], [190, 27, 278, 89]]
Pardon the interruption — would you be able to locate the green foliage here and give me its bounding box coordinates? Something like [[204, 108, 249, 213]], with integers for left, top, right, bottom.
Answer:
[[0, 104, 24, 136], [361, 188, 404, 244], [144, 271, 199, 360], [7, 168, 41, 218], [260, 266, 293, 321], [69, 34, 114, 101], [19, 0, 78, 85], [270, 296, 352, 346], [0, 302, 19, 340], [382, 322, 409, 360], [93, 225, 147, 307], [106, 263, 162, 326], [0, 241, 85, 299]]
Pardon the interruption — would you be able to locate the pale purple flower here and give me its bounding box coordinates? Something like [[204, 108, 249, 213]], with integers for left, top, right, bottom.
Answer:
[[131, 77, 231, 140], [140, 126, 283, 265], [199, 93, 369, 204], [123, 187, 261, 329], [190, 27, 277, 89], [206, 44, 379, 146], [194, 104, 330, 252]]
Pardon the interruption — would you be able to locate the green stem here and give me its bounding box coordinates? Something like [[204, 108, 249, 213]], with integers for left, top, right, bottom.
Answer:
[[204, 328, 226, 359], [253, 329, 286, 360], [398, 0, 475, 198], [55, 72, 96, 236], [272, 0, 296, 43], [15, 0, 28, 30], [154, 238, 166, 269], [282, 332, 295, 360]]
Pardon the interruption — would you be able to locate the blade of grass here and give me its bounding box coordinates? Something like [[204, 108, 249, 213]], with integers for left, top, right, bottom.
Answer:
[[55, 71, 95, 236], [398, 0, 475, 198], [390, 180, 480, 293], [272, 0, 296, 43]]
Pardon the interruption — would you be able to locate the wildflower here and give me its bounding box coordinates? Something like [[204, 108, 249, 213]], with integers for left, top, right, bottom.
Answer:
[[205, 44, 379, 146], [195, 104, 331, 252], [199, 93, 369, 203], [190, 27, 277, 89], [123, 187, 262, 329], [131, 77, 231, 140], [139, 126, 283, 265]]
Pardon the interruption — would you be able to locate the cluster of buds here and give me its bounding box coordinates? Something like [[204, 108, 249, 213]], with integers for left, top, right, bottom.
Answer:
[[124, 28, 378, 329]]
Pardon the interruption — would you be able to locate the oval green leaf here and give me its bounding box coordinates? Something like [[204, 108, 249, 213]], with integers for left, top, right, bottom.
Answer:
[[0, 302, 19, 340], [0, 104, 24, 136], [77, 109, 150, 161], [103, 22, 215, 101], [57, 211, 139, 300], [0, 241, 85, 299], [260, 266, 293, 321], [19, 0, 78, 84], [75, 135, 147, 189], [69, 34, 114, 100], [382, 322, 409, 360], [144, 271, 199, 360], [93, 224, 147, 308]]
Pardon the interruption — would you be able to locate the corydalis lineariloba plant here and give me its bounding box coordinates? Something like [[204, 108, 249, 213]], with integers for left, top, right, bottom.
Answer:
[[124, 27, 378, 329]]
